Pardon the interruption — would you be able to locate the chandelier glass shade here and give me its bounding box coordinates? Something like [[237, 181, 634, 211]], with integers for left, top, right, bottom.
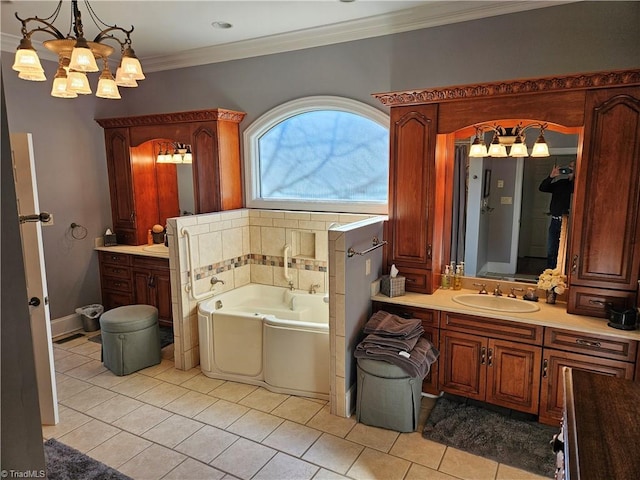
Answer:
[[11, 0, 144, 100], [469, 122, 550, 158], [156, 142, 193, 165]]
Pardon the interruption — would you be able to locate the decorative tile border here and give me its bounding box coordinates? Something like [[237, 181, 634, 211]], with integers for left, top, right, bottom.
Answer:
[[192, 253, 327, 279]]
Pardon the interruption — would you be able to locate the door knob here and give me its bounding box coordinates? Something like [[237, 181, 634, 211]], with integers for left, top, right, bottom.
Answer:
[[29, 297, 41, 307]]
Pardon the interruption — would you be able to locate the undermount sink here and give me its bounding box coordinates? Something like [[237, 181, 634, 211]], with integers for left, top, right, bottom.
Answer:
[[452, 294, 540, 313], [142, 244, 169, 253]]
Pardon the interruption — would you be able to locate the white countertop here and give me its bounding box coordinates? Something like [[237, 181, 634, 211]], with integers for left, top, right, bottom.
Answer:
[[372, 288, 640, 342], [95, 244, 170, 259]]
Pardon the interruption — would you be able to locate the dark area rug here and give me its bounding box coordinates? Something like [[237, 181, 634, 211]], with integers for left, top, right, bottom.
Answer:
[[423, 395, 558, 478], [44, 438, 132, 480], [89, 325, 174, 349]]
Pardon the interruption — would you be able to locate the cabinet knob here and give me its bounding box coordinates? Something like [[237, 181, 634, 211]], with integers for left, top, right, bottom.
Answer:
[[480, 346, 486, 365], [427, 244, 432, 259], [487, 348, 493, 367], [575, 338, 601, 349], [571, 255, 579, 273], [542, 359, 548, 378]]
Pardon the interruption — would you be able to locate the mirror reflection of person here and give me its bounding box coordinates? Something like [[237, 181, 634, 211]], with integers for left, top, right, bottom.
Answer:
[[539, 161, 575, 269]]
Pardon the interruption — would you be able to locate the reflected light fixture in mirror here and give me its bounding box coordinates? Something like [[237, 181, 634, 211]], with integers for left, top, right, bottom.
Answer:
[[156, 142, 193, 164], [469, 122, 550, 158]]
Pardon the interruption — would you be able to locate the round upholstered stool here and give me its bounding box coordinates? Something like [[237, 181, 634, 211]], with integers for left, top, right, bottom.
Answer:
[[99, 305, 161, 376]]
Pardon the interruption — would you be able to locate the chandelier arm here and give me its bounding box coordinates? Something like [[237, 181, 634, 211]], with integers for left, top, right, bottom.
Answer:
[[92, 27, 133, 46], [83, 0, 134, 36], [15, 15, 68, 41]]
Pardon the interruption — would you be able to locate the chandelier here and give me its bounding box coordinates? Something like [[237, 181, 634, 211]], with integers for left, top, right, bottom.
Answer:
[[11, 0, 145, 100], [156, 142, 193, 164], [469, 122, 550, 158]]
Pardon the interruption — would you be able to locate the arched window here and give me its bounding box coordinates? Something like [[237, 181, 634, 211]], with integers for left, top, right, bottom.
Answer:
[[244, 96, 389, 214]]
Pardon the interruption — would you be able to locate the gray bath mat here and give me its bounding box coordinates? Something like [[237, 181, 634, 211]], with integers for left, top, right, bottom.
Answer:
[[44, 438, 132, 480]]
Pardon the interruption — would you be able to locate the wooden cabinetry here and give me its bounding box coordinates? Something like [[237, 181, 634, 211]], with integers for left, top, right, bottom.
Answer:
[[439, 313, 543, 414], [387, 104, 445, 294], [371, 301, 439, 394], [97, 109, 246, 246], [568, 87, 640, 317], [539, 327, 636, 425], [98, 251, 172, 326]]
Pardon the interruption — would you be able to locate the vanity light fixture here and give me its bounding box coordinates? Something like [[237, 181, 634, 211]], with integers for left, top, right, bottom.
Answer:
[[156, 142, 193, 164], [12, 0, 144, 99], [469, 122, 550, 158]]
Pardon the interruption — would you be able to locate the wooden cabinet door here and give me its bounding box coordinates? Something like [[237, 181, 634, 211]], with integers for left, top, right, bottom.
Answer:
[[422, 326, 440, 395], [439, 330, 486, 401], [538, 349, 635, 426], [486, 339, 542, 414], [104, 128, 136, 243], [388, 104, 438, 293], [569, 87, 640, 304], [153, 269, 173, 326]]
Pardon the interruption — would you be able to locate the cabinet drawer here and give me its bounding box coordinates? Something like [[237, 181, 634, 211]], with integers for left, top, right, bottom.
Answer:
[[567, 286, 637, 318], [102, 276, 132, 293], [99, 251, 132, 266], [371, 301, 439, 327], [102, 290, 134, 310], [443, 312, 543, 345], [101, 264, 131, 279], [544, 327, 637, 362], [133, 255, 169, 270]]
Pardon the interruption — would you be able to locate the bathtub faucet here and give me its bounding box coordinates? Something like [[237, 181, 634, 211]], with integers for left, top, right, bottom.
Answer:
[[210, 276, 225, 286], [288, 281, 295, 291], [309, 283, 320, 294]]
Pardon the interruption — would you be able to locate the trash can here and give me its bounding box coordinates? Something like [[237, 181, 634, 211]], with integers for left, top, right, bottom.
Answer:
[[75, 304, 104, 332]]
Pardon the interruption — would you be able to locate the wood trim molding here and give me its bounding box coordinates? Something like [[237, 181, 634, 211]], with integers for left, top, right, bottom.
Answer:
[[373, 69, 640, 107], [96, 108, 246, 128]]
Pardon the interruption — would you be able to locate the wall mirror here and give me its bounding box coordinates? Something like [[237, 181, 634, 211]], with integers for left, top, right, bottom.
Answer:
[[450, 122, 580, 283]]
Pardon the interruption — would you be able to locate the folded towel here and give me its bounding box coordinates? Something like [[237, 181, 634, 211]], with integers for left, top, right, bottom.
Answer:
[[355, 337, 439, 378], [363, 311, 422, 338], [359, 330, 423, 352]]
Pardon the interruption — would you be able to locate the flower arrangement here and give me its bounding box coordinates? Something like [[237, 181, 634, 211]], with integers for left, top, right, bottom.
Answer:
[[537, 269, 567, 294]]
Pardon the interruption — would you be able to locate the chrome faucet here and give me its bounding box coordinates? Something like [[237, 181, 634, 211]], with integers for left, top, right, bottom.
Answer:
[[309, 283, 320, 294], [493, 283, 503, 296], [508, 287, 524, 298], [473, 283, 488, 294], [288, 281, 295, 291], [210, 276, 225, 286]]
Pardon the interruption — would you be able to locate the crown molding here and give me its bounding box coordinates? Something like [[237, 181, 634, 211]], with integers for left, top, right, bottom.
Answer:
[[95, 108, 246, 129]]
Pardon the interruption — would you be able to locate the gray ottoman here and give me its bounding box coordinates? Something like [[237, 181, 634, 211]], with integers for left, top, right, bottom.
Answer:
[[100, 305, 161, 376], [356, 358, 422, 432]]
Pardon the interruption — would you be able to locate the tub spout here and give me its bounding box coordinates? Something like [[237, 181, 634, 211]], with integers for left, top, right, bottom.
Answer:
[[211, 276, 225, 286], [309, 283, 320, 294]]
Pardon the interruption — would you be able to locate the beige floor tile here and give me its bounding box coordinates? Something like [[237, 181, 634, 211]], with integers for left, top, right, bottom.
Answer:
[[347, 447, 411, 480], [210, 437, 277, 480], [110, 373, 163, 397], [389, 432, 446, 470], [163, 458, 226, 480], [271, 396, 324, 424], [227, 408, 284, 442], [302, 433, 364, 475], [439, 447, 499, 480], [57, 418, 120, 453], [86, 370, 130, 389], [138, 358, 174, 377], [55, 335, 91, 350], [496, 463, 553, 480], [112, 403, 173, 435], [405, 463, 460, 480], [164, 389, 217, 417], [262, 420, 322, 457], [154, 366, 200, 385], [193, 399, 250, 429], [346, 423, 400, 453], [180, 373, 226, 394], [161, 343, 175, 360], [209, 380, 258, 402], [135, 381, 189, 407], [174, 425, 239, 464], [89, 351, 102, 361], [68, 341, 102, 357], [118, 443, 186, 480], [64, 359, 108, 381], [142, 413, 204, 448], [53, 347, 73, 361], [42, 406, 91, 439], [59, 385, 117, 412], [84, 393, 144, 423], [307, 405, 357, 438], [86, 430, 152, 468], [54, 352, 93, 372], [55, 376, 92, 401], [253, 451, 319, 480], [238, 387, 289, 412], [312, 468, 350, 480]]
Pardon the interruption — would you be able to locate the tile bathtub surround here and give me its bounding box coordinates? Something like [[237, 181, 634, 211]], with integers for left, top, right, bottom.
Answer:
[[168, 209, 378, 370], [47, 334, 551, 480]]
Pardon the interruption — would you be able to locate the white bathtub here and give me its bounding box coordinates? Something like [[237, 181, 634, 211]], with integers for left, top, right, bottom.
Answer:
[[197, 284, 330, 400]]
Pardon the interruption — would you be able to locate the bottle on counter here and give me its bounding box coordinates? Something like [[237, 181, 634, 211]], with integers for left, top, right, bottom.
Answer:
[[147, 229, 153, 245], [453, 264, 462, 290], [441, 265, 450, 289]]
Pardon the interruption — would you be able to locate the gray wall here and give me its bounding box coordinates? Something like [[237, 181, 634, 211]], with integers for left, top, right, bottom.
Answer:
[[2, 1, 639, 319]]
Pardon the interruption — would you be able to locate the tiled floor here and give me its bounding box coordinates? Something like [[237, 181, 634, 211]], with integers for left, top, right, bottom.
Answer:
[[44, 333, 551, 480]]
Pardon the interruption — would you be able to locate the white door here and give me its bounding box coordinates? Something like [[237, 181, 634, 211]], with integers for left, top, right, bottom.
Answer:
[[11, 133, 59, 426]]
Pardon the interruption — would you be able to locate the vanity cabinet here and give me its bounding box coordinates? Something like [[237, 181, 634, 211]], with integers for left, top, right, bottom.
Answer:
[[538, 327, 637, 425], [98, 251, 172, 326], [97, 109, 246, 246], [439, 313, 543, 414], [387, 104, 445, 294], [567, 86, 640, 317], [371, 301, 440, 394]]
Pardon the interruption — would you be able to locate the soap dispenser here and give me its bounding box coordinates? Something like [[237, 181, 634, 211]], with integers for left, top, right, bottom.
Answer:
[[441, 265, 451, 289]]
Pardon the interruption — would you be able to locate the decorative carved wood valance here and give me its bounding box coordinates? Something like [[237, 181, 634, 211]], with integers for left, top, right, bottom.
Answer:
[[373, 69, 640, 107], [96, 108, 246, 128]]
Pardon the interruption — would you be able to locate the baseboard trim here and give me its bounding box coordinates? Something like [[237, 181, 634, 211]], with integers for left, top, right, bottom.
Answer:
[[51, 313, 82, 339]]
